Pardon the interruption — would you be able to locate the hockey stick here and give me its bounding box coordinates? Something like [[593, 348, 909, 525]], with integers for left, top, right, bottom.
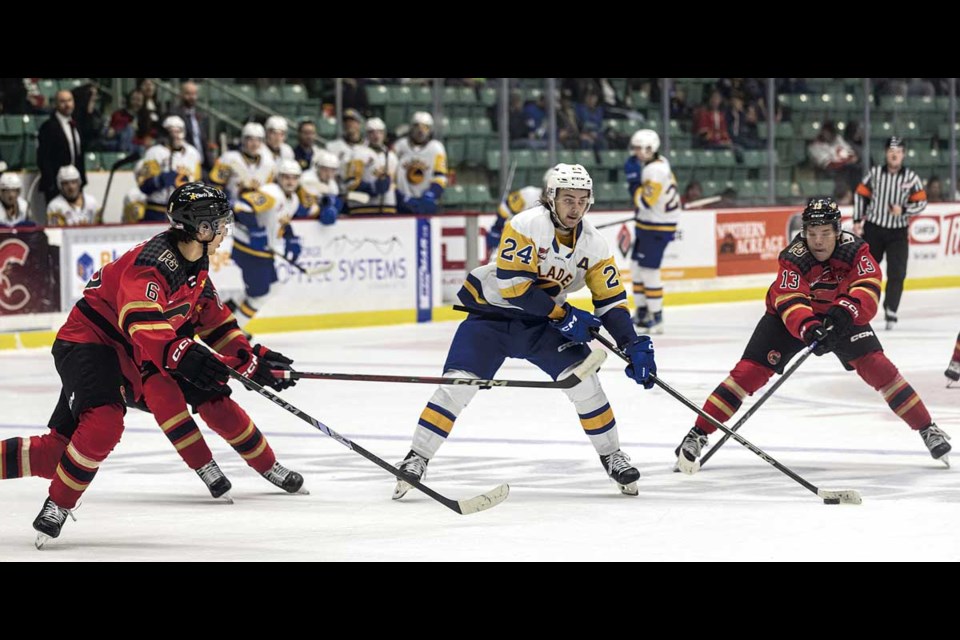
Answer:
[[498, 159, 518, 206], [226, 368, 509, 515], [588, 329, 862, 505], [697, 344, 816, 469], [272, 249, 335, 276], [592, 197, 724, 232], [98, 150, 141, 224], [274, 349, 606, 389]]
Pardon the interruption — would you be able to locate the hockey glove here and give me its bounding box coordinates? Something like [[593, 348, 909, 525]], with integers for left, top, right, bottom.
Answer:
[[800, 318, 837, 356], [165, 338, 230, 390], [550, 303, 602, 343], [624, 335, 656, 389]]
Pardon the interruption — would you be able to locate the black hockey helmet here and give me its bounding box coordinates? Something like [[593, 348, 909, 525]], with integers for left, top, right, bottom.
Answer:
[[167, 182, 233, 237], [801, 196, 841, 235]]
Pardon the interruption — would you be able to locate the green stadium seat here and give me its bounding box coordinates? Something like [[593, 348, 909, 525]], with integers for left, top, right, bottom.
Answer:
[[479, 87, 497, 108], [446, 138, 466, 167], [317, 117, 337, 138], [367, 84, 389, 106], [281, 84, 307, 103], [84, 152, 101, 171], [466, 183, 491, 206], [486, 149, 501, 171], [411, 85, 432, 107], [465, 136, 487, 167], [443, 184, 467, 207]]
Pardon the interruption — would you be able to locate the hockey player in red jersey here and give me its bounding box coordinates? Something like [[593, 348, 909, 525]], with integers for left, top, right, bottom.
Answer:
[[945, 331, 960, 387], [673, 197, 950, 473], [124, 276, 306, 503], [0, 182, 303, 547]]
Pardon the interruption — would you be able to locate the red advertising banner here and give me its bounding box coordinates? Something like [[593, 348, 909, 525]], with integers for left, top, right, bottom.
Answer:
[[0, 229, 60, 315], [716, 209, 799, 276]]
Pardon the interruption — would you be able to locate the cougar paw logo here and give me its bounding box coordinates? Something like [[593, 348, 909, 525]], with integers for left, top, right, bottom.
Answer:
[[0, 238, 31, 311]]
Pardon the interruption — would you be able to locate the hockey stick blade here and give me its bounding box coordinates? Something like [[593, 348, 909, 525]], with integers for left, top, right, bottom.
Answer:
[[457, 483, 510, 514], [818, 489, 863, 505], [279, 348, 607, 389], [228, 369, 509, 515], [302, 260, 336, 276]]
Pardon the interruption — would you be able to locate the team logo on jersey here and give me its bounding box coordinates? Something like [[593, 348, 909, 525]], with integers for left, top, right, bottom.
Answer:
[[158, 249, 179, 272], [0, 238, 30, 311], [767, 350, 781, 366], [405, 160, 429, 185]]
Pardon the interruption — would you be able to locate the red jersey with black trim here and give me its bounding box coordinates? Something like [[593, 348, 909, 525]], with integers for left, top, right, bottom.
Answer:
[[765, 231, 882, 340], [57, 230, 251, 398]]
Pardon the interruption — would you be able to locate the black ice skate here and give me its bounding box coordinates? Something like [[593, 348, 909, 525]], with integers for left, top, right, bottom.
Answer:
[[919, 424, 952, 468], [262, 461, 308, 494], [945, 360, 960, 387], [600, 450, 640, 496], [196, 460, 234, 503], [392, 450, 429, 500], [674, 426, 709, 475], [633, 306, 649, 327], [33, 497, 77, 549]]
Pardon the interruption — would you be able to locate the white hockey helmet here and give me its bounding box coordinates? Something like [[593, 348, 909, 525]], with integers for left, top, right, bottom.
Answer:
[[314, 150, 340, 170], [56, 164, 82, 189], [276, 158, 302, 177], [162, 115, 185, 132], [241, 122, 266, 139], [544, 163, 594, 212], [542, 164, 561, 188], [265, 115, 288, 133], [630, 128, 660, 160], [0, 172, 22, 190], [411, 111, 434, 128], [366, 117, 386, 132]]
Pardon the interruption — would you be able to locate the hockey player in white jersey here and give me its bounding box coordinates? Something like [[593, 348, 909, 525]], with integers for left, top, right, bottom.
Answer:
[[296, 150, 342, 224], [210, 122, 275, 204], [46, 165, 99, 225], [392, 164, 657, 499], [263, 115, 295, 165], [395, 111, 447, 214], [344, 117, 398, 214], [225, 159, 304, 329], [135, 115, 203, 222], [485, 167, 553, 260], [0, 173, 35, 227], [625, 129, 680, 333], [324, 108, 367, 183]]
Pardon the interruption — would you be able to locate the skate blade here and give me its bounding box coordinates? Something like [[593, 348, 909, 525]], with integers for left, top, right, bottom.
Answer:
[[218, 492, 235, 504], [392, 480, 412, 501], [617, 481, 639, 496], [295, 486, 310, 495], [939, 454, 950, 469], [676, 456, 700, 475], [35, 533, 51, 550]]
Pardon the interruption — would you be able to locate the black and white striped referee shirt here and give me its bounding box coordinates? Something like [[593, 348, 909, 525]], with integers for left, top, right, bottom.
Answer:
[[853, 165, 927, 229]]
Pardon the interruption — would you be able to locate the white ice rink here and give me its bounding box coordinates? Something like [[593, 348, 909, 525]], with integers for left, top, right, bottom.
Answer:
[[1, 288, 958, 561]]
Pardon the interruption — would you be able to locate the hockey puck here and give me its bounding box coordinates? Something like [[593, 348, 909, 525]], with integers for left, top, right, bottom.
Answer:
[[823, 498, 841, 505]]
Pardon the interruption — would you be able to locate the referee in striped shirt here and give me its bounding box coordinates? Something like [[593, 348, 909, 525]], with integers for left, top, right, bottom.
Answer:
[[853, 136, 927, 330]]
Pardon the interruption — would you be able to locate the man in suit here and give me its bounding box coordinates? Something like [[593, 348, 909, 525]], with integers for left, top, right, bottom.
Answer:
[[168, 81, 213, 174], [37, 90, 87, 204]]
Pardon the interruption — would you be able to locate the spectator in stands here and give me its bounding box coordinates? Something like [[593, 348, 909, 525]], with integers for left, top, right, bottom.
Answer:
[[730, 99, 764, 152], [294, 119, 325, 171], [508, 90, 531, 146], [557, 90, 581, 150], [342, 78, 370, 114], [72, 83, 103, 152], [834, 183, 853, 205], [575, 91, 607, 153], [168, 81, 214, 173], [694, 90, 733, 150], [681, 180, 703, 207], [0, 78, 29, 115], [37, 90, 87, 204], [520, 93, 549, 150], [718, 187, 738, 207], [103, 89, 143, 154], [136, 78, 161, 141], [776, 78, 811, 94], [807, 120, 861, 191], [926, 176, 944, 202]]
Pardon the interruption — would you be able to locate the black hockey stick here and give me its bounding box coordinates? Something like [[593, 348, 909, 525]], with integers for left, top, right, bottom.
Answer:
[[98, 150, 141, 224], [697, 343, 817, 469], [226, 368, 509, 515], [271, 248, 335, 277], [274, 349, 606, 389], [589, 328, 861, 505], [593, 217, 635, 230]]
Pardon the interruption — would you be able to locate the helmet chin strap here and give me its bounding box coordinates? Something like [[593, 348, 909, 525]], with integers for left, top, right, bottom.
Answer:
[[550, 207, 573, 232]]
